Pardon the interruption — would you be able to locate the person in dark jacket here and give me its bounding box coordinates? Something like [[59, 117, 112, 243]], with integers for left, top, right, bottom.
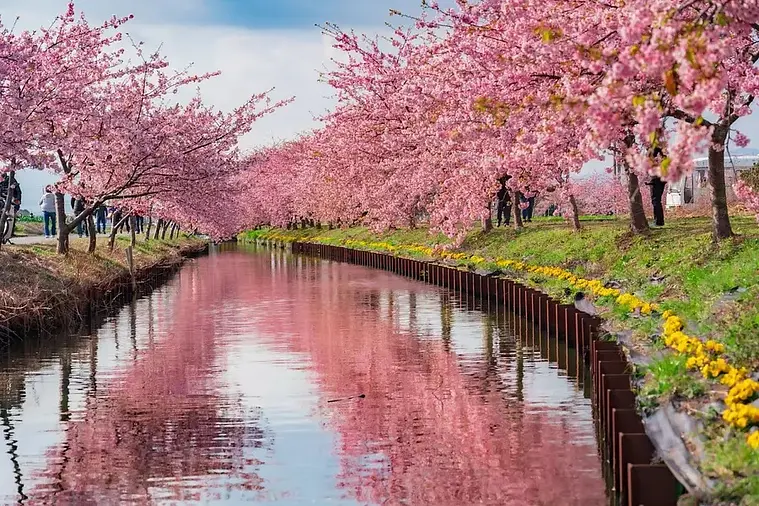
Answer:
[[70, 197, 88, 237], [0, 173, 22, 212], [95, 205, 108, 234], [646, 176, 666, 226], [111, 208, 130, 234], [0, 173, 22, 238], [646, 147, 667, 227], [496, 177, 512, 227], [521, 194, 535, 222]]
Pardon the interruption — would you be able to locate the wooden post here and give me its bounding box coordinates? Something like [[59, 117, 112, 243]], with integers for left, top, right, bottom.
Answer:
[[126, 245, 137, 294]]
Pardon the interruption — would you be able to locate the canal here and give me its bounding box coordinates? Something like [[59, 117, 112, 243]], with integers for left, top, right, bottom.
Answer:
[[0, 244, 607, 505]]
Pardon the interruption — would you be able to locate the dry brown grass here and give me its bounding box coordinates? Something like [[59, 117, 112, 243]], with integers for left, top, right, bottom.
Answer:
[[0, 236, 207, 341]]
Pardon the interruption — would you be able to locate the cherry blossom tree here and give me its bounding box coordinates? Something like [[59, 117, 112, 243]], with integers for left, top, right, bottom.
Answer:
[[0, 3, 132, 247]]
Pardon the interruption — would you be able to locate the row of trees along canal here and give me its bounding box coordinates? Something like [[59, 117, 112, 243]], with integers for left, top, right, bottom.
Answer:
[[242, 1, 759, 244], [3, 2, 759, 254], [0, 4, 290, 254]]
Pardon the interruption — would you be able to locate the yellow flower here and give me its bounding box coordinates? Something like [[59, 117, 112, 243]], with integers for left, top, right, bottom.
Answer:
[[722, 403, 759, 428], [663, 316, 684, 335], [700, 358, 731, 379], [721, 367, 748, 388], [686, 354, 709, 370], [704, 340, 726, 354], [726, 379, 759, 406], [748, 431, 759, 449]]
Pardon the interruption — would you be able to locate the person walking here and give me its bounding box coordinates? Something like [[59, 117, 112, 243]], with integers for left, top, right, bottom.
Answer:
[[496, 179, 512, 227], [39, 186, 57, 238], [95, 204, 108, 234]]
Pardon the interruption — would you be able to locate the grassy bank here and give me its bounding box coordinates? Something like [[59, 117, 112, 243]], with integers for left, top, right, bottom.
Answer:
[[12, 217, 44, 236], [242, 216, 759, 502], [0, 235, 207, 340]]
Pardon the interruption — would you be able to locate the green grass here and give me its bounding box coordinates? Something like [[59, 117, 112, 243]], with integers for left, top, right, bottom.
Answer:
[[17, 215, 43, 223], [638, 354, 706, 409], [245, 216, 759, 370], [704, 434, 759, 502]]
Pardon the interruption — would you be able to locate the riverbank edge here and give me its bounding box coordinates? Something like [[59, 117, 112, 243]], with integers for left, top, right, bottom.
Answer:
[[0, 237, 209, 342], [242, 229, 756, 505]]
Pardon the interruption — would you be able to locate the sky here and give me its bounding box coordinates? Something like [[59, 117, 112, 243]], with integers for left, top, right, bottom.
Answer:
[[3, 0, 431, 208], [3, 0, 759, 210]]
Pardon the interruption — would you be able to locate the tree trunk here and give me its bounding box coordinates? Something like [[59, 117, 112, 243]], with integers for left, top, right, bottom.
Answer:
[[161, 222, 169, 240], [513, 191, 524, 230], [154, 219, 162, 240], [568, 194, 582, 231], [169, 224, 176, 240], [56, 198, 102, 255], [129, 216, 136, 247], [55, 193, 69, 254], [87, 215, 97, 253], [109, 215, 129, 252], [626, 172, 650, 234], [144, 216, 153, 242], [482, 202, 493, 232], [0, 170, 15, 250], [708, 125, 733, 241]]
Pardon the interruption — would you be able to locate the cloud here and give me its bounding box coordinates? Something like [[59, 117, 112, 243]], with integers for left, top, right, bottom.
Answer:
[[124, 24, 341, 149], [0, 0, 386, 205]]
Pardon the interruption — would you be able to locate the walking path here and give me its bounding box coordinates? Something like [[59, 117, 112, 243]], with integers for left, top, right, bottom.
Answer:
[[9, 233, 116, 245], [9, 234, 55, 245]]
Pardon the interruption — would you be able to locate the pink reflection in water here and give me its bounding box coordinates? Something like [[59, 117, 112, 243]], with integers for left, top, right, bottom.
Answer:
[[26, 260, 265, 504], [16, 245, 605, 505], [217, 247, 607, 506]]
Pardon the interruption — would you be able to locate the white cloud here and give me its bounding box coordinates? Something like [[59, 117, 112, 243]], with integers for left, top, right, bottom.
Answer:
[[0, 0, 374, 205], [124, 24, 341, 149]]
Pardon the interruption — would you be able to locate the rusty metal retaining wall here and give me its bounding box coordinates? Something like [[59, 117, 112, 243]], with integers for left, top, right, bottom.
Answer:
[[289, 241, 683, 506]]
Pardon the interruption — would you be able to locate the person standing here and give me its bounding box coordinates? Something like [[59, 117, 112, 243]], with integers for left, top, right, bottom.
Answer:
[[647, 176, 667, 227], [647, 146, 667, 227], [111, 208, 130, 234], [521, 194, 536, 222], [39, 186, 57, 238], [95, 204, 108, 234], [496, 179, 512, 227], [1, 173, 22, 239], [70, 197, 88, 238]]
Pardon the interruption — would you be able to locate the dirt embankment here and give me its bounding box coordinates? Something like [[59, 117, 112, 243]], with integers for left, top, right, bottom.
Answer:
[[0, 236, 208, 341]]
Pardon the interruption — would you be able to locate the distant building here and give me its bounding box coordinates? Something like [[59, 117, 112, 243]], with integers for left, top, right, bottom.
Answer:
[[666, 154, 758, 208]]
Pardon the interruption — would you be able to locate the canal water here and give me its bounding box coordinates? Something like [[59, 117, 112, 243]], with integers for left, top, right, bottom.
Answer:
[[0, 244, 607, 505]]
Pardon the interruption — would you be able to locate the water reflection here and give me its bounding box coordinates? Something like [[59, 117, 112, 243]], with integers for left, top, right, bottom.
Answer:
[[0, 244, 605, 505]]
